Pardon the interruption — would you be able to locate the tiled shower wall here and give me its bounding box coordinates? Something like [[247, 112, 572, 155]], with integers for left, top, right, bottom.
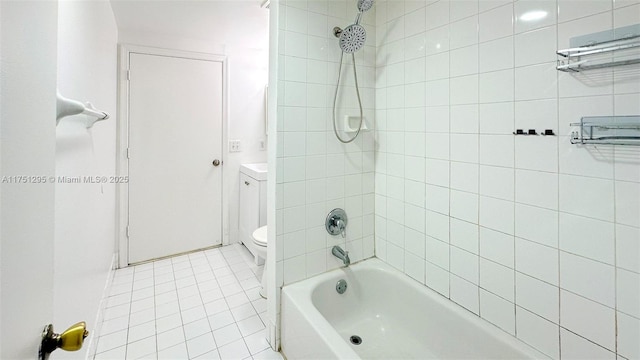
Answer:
[[275, 0, 376, 302], [374, 0, 639, 359]]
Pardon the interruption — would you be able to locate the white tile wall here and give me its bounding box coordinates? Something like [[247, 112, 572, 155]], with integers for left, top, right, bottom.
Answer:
[[273, 0, 638, 357], [274, 0, 377, 347], [373, 0, 640, 359]]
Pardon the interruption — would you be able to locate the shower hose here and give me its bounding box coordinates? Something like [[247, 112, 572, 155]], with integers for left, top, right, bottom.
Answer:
[[332, 51, 364, 144]]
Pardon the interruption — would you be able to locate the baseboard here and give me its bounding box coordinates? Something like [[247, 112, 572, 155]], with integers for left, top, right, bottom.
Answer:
[[84, 253, 117, 360]]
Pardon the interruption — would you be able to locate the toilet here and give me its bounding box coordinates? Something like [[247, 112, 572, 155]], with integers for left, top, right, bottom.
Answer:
[[252, 225, 268, 298]]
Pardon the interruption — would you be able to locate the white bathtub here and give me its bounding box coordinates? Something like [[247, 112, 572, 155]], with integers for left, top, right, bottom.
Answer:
[[281, 258, 547, 359]]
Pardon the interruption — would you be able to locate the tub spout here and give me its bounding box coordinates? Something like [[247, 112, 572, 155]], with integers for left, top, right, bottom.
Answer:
[[332, 245, 350, 266]]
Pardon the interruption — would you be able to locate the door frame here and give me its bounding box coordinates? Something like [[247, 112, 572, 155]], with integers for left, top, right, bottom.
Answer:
[[116, 44, 229, 268]]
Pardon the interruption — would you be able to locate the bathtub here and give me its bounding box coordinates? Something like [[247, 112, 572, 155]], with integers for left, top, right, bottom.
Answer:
[[281, 258, 546, 359]]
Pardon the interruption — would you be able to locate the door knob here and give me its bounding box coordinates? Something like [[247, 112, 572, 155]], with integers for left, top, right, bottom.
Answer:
[[39, 321, 89, 360], [212, 159, 221, 166]]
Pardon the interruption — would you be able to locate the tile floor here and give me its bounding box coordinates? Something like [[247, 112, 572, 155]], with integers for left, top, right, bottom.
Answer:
[[93, 244, 283, 360]]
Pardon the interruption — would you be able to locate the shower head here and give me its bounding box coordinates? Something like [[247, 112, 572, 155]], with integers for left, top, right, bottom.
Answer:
[[339, 24, 367, 53], [335, 0, 373, 53], [357, 0, 374, 12]]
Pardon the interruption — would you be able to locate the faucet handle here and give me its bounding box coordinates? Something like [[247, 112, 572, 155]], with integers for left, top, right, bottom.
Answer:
[[335, 219, 347, 238], [326, 208, 348, 236]]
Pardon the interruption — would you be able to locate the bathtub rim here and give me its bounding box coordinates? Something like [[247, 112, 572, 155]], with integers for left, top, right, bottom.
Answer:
[[281, 257, 549, 360]]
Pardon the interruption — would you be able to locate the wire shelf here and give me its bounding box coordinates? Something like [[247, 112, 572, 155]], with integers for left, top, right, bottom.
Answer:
[[570, 116, 640, 145], [557, 25, 640, 72]]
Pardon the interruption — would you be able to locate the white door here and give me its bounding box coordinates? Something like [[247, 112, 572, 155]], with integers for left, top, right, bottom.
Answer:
[[127, 52, 223, 264]]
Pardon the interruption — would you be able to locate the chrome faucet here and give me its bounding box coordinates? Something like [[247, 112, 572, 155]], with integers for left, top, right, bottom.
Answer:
[[326, 208, 348, 238], [332, 245, 350, 266]]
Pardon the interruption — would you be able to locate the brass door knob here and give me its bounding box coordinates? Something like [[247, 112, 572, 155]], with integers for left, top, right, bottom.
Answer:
[[39, 321, 89, 360], [212, 159, 221, 166]]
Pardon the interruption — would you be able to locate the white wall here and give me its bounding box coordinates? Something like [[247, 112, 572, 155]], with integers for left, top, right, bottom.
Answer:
[[272, 0, 377, 347], [55, 1, 118, 358], [0, 1, 58, 358], [112, 1, 270, 246], [374, 0, 640, 359]]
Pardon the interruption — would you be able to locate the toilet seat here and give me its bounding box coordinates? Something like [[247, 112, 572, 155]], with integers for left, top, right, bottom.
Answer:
[[252, 226, 267, 247]]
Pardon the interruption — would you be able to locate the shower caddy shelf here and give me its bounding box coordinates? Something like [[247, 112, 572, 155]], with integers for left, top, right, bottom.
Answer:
[[570, 116, 640, 146], [556, 28, 640, 72]]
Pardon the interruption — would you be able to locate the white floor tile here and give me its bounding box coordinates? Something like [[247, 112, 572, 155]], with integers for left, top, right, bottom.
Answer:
[[155, 274, 175, 286], [107, 293, 132, 308], [235, 269, 256, 281], [156, 300, 180, 318], [94, 345, 126, 360], [156, 292, 178, 307], [175, 268, 195, 279], [96, 329, 128, 354], [133, 277, 154, 291], [230, 303, 257, 322], [252, 348, 284, 360], [251, 299, 267, 314], [243, 330, 270, 355], [155, 313, 182, 334], [245, 287, 262, 302], [225, 292, 250, 308], [180, 295, 204, 311], [186, 332, 217, 359], [217, 275, 238, 286], [237, 315, 265, 337], [104, 303, 130, 321], [131, 297, 155, 314], [126, 336, 157, 359], [157, 326, 185, 351], [130, 308, 155, 327], [101, 316, 129, 335], [132, 287, 155, 302], [177, 277, 197, 289], [135, 351, 158, 360], [258, 312, 269, 327], [158, 342, 188, 360], [199, 280, 221, 294], [217, 339, 250, 360], [110, 283, 132, 297], [221, 283, 244, 297], [185, 318, 212, 340], [240, 278, 261, 291], [128, 321, 156, 344], [178, 285, 200, 299], [205, 298, 229, 316], [209, 311, 236, 331], [194, 349, 221, 359], [213, 324, 242, 347], [96, 244, 270, 360], [182, 305, 207, 324]]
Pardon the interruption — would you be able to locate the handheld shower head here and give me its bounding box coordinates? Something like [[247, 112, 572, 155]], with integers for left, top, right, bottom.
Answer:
[[357, 0, 374, 12], [338, 24, 367, 53]]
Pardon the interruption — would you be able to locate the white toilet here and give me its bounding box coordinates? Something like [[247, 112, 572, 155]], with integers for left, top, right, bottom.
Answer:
[[252, 225, 268, 298]]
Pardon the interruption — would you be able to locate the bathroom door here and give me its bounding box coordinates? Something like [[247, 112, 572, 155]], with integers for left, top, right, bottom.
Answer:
[[127, 52, 224, 264]]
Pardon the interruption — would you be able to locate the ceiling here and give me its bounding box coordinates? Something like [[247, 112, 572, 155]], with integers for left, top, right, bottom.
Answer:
[[109, 0, 269, 47]]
